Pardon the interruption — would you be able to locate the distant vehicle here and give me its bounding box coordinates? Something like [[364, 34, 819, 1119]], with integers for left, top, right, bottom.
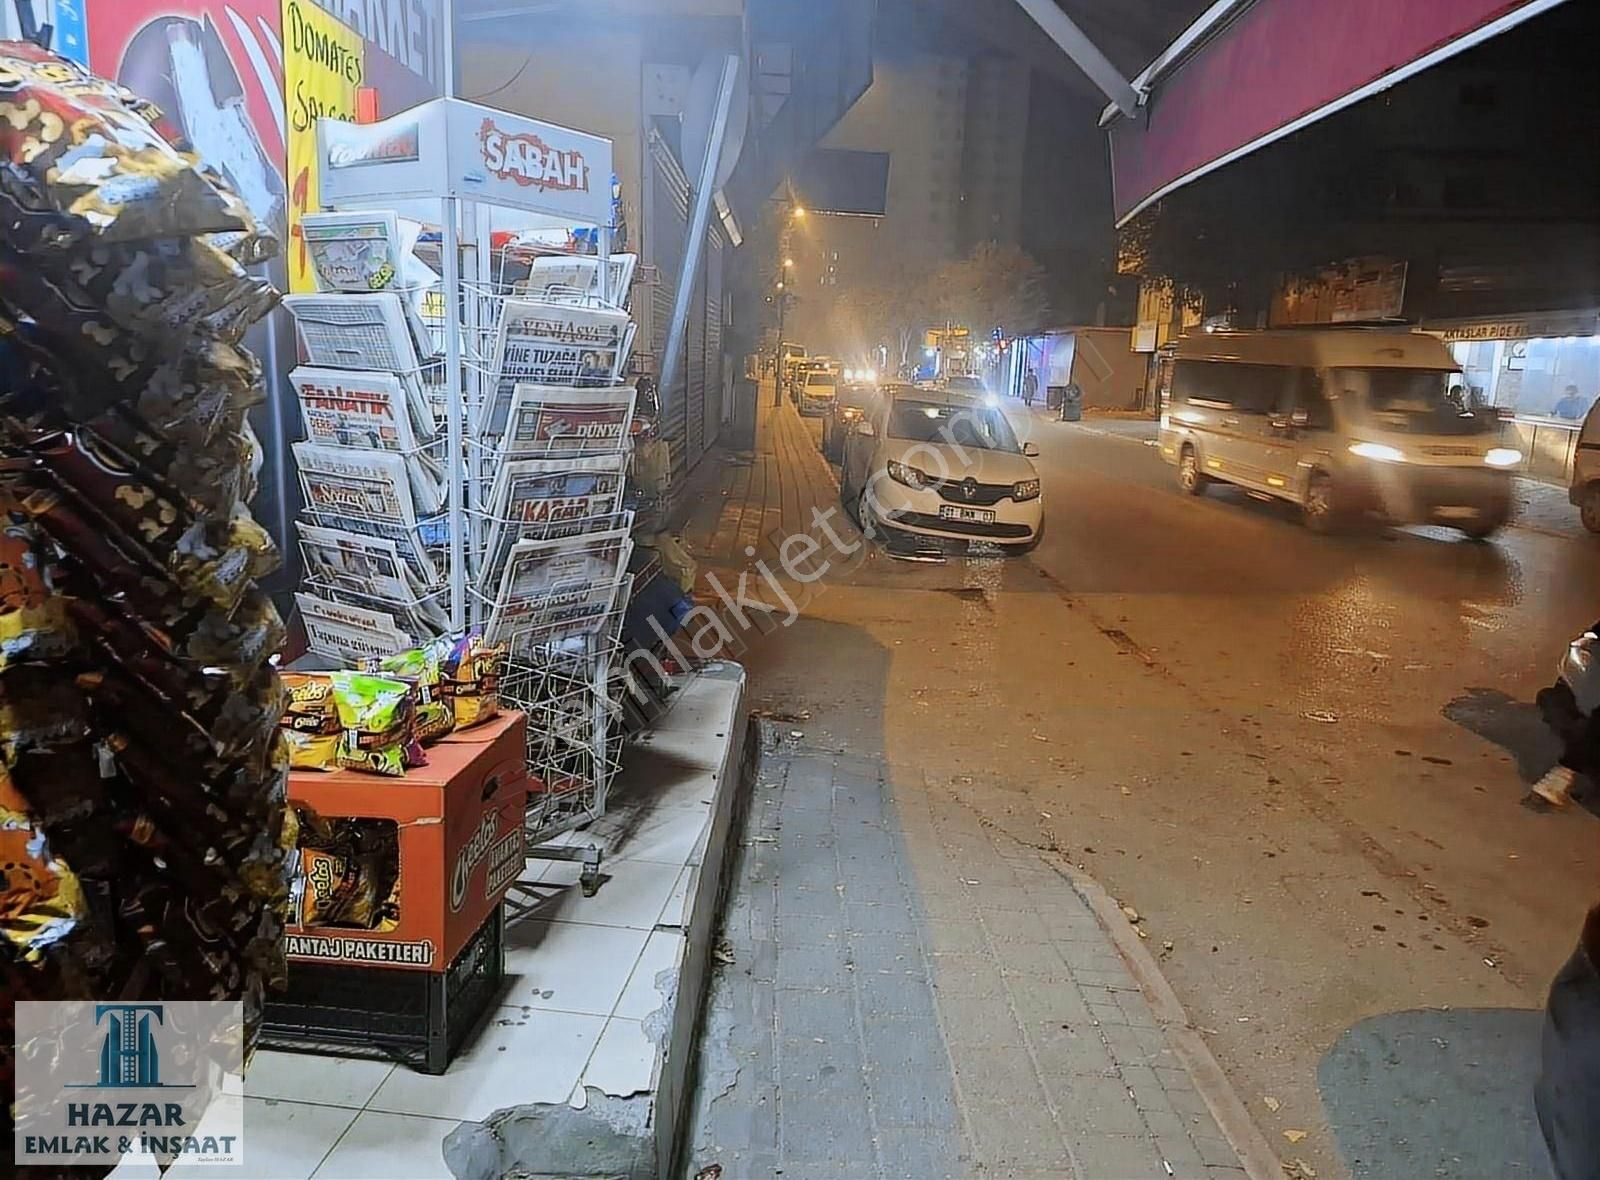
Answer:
[[823, 382, 879, 462], [943, 375, 988, 395], [1570, 401, 1600, 532], [1159, 330, 1518, 538], [840, 384, 1043, 554], [799, 369, 838, 416]]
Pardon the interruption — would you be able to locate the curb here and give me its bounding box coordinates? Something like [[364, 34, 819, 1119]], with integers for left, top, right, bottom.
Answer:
[[1042, 852, 1285, 1180]]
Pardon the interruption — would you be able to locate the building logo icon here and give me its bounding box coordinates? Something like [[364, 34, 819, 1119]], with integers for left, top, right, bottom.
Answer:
[[94, 1005, 163, 1088]]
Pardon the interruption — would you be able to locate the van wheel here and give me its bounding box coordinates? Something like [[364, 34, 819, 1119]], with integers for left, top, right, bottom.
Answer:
[[1178, 446, 1208, 496], [1303, 471, 1339, 533], [1581, 485, 1600, 534]]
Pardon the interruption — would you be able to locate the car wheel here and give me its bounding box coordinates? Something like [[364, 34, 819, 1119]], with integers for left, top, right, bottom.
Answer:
[[1459, 520, 1504, 541], [1303, 470, 1339, 533], [1178, 445, 1208, 496], [1581, 484, 1600, 534]]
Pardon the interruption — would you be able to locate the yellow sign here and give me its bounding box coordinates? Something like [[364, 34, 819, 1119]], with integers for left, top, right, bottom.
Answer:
[[283, 0, 365, 292]]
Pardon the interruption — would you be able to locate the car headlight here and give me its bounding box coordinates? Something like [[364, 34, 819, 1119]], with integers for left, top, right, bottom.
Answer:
[[1013, 478, 1041, 502], [1484, 447, 1522, 468], [1348, 441, 1405, 463], [887, 460, 930, 489], [840, 406, 863, 421]]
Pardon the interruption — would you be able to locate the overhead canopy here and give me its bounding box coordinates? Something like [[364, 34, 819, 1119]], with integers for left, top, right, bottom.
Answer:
[[1107, 0, 1570, 226], [317, 97, 615, 226]]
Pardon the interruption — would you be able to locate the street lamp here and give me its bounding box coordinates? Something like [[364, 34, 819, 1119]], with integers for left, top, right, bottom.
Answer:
[[792, 205, 807, 220], [784, 257, 795, 268]]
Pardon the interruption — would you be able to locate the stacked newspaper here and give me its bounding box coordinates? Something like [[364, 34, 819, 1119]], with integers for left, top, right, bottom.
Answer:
[[285, 215, 448, 659], [477, 259, 639, 655]]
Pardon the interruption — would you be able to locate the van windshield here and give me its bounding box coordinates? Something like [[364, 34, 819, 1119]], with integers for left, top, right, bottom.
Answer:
[[1344, 369, 1496, 435]]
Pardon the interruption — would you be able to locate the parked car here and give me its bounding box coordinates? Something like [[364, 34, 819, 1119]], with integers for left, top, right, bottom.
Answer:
[[823, 382, 879, 463], [1158, 329, 1518, 538], [1569, 400, 1600, 532], [840, 384, 1043, 553], [799, 368, 838, 417]]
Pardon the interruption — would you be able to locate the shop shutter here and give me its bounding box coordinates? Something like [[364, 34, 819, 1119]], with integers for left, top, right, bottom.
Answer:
[[647, 134, 691, 479], [704, 234, 725, 450]]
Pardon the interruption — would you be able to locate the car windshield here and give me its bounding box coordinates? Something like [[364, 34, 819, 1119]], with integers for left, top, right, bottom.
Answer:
[[806, 374, 834, 386], [1346, 368, 1495, 435], [888, 399, 1021, 453]]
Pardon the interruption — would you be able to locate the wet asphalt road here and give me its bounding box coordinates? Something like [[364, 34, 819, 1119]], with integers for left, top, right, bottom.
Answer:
[[769, 403, 1600, 1179]]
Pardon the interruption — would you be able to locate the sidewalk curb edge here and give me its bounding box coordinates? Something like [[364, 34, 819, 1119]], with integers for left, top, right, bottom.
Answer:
[[1041, 852, 1284, 1180]]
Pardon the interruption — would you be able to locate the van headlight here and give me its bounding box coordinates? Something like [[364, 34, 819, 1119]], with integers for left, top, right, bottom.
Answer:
[[1013, 478, 1041, 502], [1484, 447, 1522, 468], [1348, 441, 1405, 463], [887, 460, 930, 489]]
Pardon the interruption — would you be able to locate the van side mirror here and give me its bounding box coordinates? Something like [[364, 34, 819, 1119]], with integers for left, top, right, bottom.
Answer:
[[1022, 441, 1040, 458]]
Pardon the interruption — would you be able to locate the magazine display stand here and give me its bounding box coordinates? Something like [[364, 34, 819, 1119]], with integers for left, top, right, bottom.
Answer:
[[286, 98, 636, 885]]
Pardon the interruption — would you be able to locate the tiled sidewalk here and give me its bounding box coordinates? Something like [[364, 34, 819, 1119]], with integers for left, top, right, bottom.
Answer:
[[686, 732, 1252, 1180]]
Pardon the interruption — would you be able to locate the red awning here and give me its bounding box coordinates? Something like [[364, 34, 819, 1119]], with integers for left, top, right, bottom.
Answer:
[[1109, 0, 1567, 225]]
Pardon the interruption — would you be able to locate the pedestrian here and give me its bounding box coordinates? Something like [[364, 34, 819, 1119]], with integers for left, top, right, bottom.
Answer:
[[1022, 368, 1038, 409], [1536, 900, 1600, 1180], [1553, 385, 1589, 421]]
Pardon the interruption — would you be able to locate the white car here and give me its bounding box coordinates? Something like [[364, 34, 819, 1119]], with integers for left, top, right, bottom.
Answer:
[[840, 385, 1043, 553]]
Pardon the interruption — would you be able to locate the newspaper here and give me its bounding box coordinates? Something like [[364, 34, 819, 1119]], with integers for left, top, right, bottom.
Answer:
[[294, 442, 438, 582], [480, 454, 628, 585], [485, 528, 633, 650], [296, 593, 413, 663], [282, 293, 437, 436], [301, 211, 441, 355], [291, 366, 443, 511], [484, 298, 636, 436], [298, 522, 449, 635], [497, 384, 635, 458], [519, 253, 637, 308]]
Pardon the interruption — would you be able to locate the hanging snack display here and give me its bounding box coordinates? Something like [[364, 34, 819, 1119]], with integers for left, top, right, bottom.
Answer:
[[0, 40, 291, 1162]]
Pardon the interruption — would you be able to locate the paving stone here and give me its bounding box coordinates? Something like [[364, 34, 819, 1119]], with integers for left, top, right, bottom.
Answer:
[[876, 1128, 965, 1180], [1032, 1027, 1119, 1080], [778, 879, 844, 917], [993, 940, 1072, 979], [950, 1046, 1046, 1106], [979, 906, 1062, 945], [925, 917, 990, 955], [845, 932, 926, 976], [777, 987, 857, 1046], [939, 996, 1026, 1048], [964, 1099, 1073, 1169], [868, 1058, 962, 1130], [1191, 1134, 1246, 1169], [1069, 1131, 1169, 1179], [927, 953, 1009, 1000], [858, 972, 940, 1024], [843, 900, 919, 936], [775, 909, 846, 947], [776, 938, 850, 991], [1059, 1075, 1148, 1135]]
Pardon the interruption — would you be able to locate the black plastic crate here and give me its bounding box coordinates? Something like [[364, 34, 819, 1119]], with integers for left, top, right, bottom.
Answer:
[[261, 906, 505, 1074]]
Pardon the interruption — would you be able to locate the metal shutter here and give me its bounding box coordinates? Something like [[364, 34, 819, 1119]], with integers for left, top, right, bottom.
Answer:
[[704, 235, 725, 450], [647, 134, 691, 479]]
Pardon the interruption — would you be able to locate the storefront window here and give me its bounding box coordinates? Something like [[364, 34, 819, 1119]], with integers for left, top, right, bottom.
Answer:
[[1449, 335, 1600, 421]]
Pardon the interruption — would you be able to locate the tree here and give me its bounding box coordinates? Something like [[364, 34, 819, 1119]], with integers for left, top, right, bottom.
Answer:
[[934, 242, 1051, 340], [829, 262, 941, 370]]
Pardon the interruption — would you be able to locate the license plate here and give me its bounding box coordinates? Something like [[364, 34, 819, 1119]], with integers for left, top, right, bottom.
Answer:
[[939, 505, 996, 524], [1434, 506, 1479, 520]]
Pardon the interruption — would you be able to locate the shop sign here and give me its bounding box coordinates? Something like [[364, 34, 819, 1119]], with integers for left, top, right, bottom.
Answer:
[[480, 118, 590, 193], [1429, 312, 1600, 343], [1272, 256, 1407, 327], [284, 933, 436, 966], [1132, 322, 1158, 353], [284, 0, 365, 292], [326, 119, 423, 169]]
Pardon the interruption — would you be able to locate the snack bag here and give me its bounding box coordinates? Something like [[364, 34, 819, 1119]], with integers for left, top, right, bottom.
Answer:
[[0, 764, 84, 960], [0, 42, 244, 243], [291, 811, 399, 930], [329, 671, 411, 777], [279, 673, 340, 771], [364, 639, 454, 744], [440, 632, 503, 730]]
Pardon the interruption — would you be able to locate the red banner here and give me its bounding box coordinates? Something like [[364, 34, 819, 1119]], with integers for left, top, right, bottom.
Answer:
[[1110, 0, 1560, 224]]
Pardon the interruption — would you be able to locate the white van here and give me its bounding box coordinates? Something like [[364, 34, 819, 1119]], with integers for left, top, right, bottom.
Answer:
[[1158, 330, 1519, 538]]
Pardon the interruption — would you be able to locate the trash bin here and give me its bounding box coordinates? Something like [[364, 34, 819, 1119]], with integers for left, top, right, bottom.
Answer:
[[1047, 385, 1065, 411], [1058, 385, 1083, 422]]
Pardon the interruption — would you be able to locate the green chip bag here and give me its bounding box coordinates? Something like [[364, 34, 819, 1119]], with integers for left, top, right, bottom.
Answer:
[[364, 639, 454, 744], [329, 672, 412, 778]]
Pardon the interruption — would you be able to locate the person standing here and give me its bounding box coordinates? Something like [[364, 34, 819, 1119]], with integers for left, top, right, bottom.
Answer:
[[1022, 368, 1039, 408], [1537, 900, 1600, 1180], [1553, 384, 1589, 420]]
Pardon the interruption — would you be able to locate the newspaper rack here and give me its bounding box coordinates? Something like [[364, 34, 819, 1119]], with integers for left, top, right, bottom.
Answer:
[[299, 98, 632, 883]]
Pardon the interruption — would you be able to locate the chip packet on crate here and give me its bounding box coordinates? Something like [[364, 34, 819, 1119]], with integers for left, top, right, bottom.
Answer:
[[329, 671, 418, 777]]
